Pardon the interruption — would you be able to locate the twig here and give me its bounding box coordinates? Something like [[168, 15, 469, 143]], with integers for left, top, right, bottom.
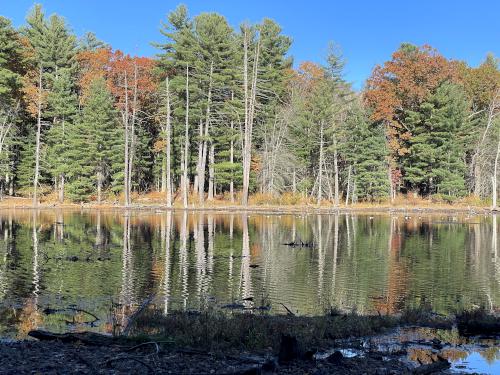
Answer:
[[280, 303, 295, 316], [125, 341, 160, 355]]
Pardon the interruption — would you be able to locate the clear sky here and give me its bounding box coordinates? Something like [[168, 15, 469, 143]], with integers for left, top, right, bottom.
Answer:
[[2, 0, 500, 89]]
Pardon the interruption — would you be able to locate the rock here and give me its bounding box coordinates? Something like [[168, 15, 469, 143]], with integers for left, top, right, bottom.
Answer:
[[326, 350, 343, 365]]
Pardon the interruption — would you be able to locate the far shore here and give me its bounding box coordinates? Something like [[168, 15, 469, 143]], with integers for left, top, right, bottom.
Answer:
[[0, 196, 497, 215]]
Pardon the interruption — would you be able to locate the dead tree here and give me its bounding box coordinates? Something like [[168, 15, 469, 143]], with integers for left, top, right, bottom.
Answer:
[[163, 77, 173, 207], [33, 66, 43, 208], [241, 27, 261, 206], [182, 64, 190, 208]]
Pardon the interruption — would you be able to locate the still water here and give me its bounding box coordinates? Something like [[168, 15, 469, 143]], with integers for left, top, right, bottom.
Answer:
[[0, 209, 499, 338]]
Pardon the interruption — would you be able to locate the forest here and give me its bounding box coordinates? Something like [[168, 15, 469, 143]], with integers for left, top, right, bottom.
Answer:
[[0, 4, 499, 207]]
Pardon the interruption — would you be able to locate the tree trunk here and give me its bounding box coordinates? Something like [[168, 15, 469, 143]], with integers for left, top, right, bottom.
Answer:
[[123, 71, 130, 207], [345, 165, 352, 206], [194, 119, 203, 197], [161, 155, 166, 193], [317, 121, 324, 205], [230, 117, 235, 203], [208, 143, 215, 201], [97, 171, 102, 204], [33, 66, 43, 208], [182, 64, 190, 209], [198, 62, 214, 205], [127, 63, 138, 204], [334, 139, 339, 207], [58, 174, 64, 204], [493, 134, 500, 209], [241, 29, 260, 206], [165, 77, 173, 208]]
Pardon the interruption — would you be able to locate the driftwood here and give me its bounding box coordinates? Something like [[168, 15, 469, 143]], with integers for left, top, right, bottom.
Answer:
[[412, 359, 450, 375], [122, 294, 155, 336], [28, 330, 119, 346]]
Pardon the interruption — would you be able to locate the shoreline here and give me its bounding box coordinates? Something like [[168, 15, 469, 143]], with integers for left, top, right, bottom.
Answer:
[[0, 197, 497, 215], [3, 308, 499, 374]]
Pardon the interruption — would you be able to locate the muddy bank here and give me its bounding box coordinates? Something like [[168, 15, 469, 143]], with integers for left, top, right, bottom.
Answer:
[[7, 309, 499, 374], [0, 335, 443, 375]]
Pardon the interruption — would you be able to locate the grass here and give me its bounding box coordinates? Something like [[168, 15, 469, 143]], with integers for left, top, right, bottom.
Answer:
[[0, 191, 492, 212], [125, 308, 399, 352], [117, 304, 498, 353]]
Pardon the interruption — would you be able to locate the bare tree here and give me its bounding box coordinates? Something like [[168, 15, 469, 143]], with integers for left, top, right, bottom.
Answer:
[[33, 66, 44, 208], [163, 77, 173, 207], [472, 89, 500, 198], [241, 27, 261, 206], [182, 64, 190, 208], [197, 61, 214, 205]]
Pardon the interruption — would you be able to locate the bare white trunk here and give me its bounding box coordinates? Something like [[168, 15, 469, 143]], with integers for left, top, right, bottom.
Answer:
[[345, 165, 352, 206], [230, 118, 235, 203], [33, 66, 43, 208], [242, 29, 260, 206], [182, 65, 190, 208], [334, 139, 339, 207], [165, 77, 173, 208], [493, 133, 500, 209], [208, 143, 215, 201], [317, 121, 324, 205], [123, 71, 130, 206], [198, 62, 213, 205]]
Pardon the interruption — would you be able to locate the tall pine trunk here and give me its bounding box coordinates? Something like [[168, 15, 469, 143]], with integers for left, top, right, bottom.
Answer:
[[58, 174, 64, 203], [97, 170, 103, 204], [123, 71, 130, 206], [33, 66, 43, 208], [317, 120, 324, 205], [493, 134, 500, 209], [208, 143, 215, 201], [230, 116, 235, 203], [197, 62, 213, 205], [334, 138, 339, 206], [242, 31, 260, 206], [165, 77, 173, 208], [182, 64, 190, 208]]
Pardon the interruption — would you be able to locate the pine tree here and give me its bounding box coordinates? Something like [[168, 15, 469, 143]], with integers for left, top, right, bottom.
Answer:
[[344, 100, 390, 201], [404, 82, 469, 198], [46, 68, 77, 202], [0, 16, 25, 195], [66, 77, 122, 202]]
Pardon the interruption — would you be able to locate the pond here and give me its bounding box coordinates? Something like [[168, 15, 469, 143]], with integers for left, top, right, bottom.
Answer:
[[0, 209, 498, 339]]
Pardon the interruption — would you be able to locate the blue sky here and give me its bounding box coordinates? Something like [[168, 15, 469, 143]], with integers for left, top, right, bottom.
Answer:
[[2, 0, 500, 89]]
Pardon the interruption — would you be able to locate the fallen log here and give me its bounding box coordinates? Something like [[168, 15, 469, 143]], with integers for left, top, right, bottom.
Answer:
[[28, 330, 120, 346]]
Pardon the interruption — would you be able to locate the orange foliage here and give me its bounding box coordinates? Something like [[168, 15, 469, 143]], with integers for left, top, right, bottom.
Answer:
[[77, 48, 157, 109], [292, 61, 325, 93], [364, 45, 459, 158]]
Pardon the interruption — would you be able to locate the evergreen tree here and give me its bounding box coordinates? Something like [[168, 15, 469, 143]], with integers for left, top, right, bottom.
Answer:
[[66, 77, 122, 201], [404, 82, 469, 197], [46, 68, 78, 201], [344, 100, 390, 201]]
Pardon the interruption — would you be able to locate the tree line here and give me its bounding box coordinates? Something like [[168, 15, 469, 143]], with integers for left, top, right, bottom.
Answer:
[[0, 5, 499, 207]]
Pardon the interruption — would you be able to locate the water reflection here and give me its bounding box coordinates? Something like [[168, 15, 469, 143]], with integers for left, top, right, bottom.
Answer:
[[0, 210, 498, 337]]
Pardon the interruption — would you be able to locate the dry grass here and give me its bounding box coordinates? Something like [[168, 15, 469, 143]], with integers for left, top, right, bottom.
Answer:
[[127, 308, 398, 352], [0, 189, 491, 212]]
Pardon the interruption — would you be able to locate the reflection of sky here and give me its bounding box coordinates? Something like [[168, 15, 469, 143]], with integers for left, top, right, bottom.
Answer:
[[451, 352, 500, 375]]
